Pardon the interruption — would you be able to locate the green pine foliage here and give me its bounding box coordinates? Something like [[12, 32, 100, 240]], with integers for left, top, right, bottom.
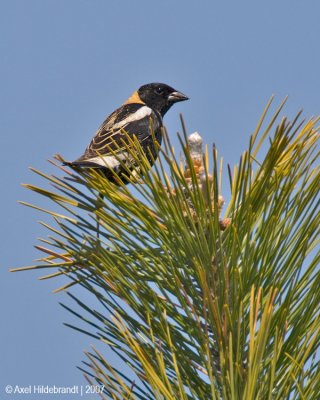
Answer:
[[13, 99, 320, 399]]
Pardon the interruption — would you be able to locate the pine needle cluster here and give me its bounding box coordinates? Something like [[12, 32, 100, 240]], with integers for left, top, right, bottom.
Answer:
[[13, 100, 320, 399]]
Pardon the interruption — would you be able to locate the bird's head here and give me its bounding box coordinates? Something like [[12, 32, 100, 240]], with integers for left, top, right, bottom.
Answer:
[[136, 83, 189, 116]]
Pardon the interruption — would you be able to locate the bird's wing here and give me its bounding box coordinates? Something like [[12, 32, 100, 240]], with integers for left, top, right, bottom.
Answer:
[[80, 103, 161, 160]]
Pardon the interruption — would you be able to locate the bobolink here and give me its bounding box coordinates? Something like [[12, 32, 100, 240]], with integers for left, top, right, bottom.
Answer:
[[64, 83, 188, 183]]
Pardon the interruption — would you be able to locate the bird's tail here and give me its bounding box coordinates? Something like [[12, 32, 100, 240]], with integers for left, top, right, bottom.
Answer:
[[63, 160, 102, 168]]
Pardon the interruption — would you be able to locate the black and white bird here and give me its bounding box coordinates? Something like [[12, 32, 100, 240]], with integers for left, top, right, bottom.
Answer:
[[65, 82, 189, 183]]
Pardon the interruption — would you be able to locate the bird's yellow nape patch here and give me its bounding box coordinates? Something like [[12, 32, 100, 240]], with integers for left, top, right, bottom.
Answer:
[[123, 90, 145, 105]]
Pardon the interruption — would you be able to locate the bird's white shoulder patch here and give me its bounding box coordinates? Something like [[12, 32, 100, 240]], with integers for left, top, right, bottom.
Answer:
[[113, 106, 153, 130], [131, 106, 153, 120]]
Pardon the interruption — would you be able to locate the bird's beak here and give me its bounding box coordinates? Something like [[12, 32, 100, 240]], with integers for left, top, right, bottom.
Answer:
[[168, 91, 189, 102]]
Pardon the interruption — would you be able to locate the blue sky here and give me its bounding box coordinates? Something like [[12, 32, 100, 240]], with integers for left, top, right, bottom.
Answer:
[[1, 0, 320, 397]]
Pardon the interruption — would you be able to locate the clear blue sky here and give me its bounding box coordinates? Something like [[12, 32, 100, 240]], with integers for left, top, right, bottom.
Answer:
[[1, 0, 320, 398]]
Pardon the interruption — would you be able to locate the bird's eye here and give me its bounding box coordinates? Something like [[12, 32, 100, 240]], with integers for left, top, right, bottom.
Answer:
[[155, 86, 164, 95]]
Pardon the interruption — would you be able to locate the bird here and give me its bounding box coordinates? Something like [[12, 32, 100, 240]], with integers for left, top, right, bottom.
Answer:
[[64, 82, 189, 183]]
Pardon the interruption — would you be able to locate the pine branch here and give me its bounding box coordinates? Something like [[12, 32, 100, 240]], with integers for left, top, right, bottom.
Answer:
[[13, 99, 320, 399]]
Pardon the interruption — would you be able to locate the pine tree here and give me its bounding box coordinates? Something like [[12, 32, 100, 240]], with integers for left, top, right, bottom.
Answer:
[[13, 99, 320, 399]]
